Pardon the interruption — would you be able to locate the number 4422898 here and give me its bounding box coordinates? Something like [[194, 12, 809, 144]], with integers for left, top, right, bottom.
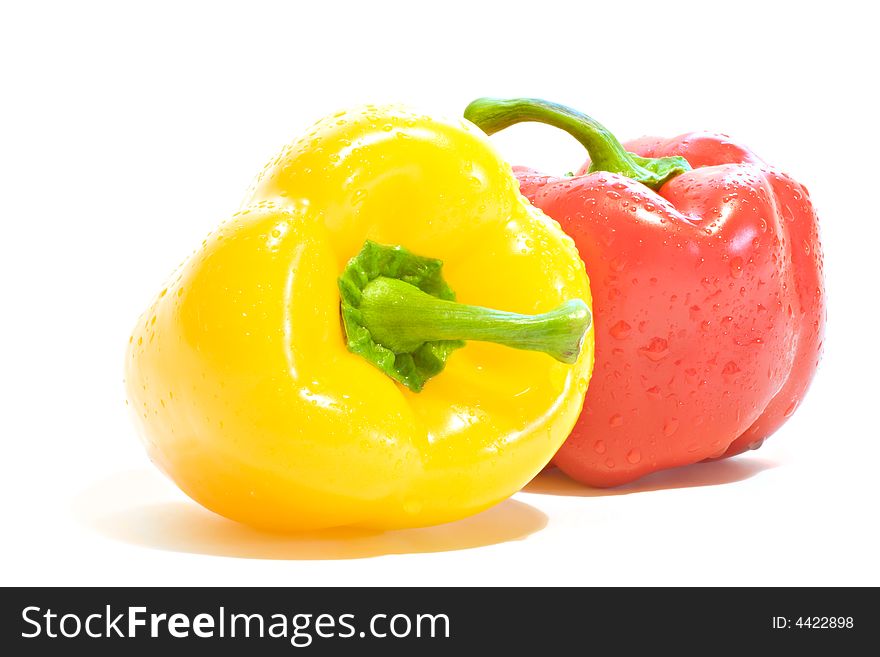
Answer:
[[796, 617, 853, 629]]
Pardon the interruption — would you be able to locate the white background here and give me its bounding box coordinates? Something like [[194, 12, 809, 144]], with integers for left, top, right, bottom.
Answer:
[[2, 1, 878, 586]]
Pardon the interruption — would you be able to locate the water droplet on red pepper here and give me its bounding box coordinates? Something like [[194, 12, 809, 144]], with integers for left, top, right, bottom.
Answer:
[[730, 256, 744, 278], [609, 320, 632, 339], [638, 337, 669, 361]]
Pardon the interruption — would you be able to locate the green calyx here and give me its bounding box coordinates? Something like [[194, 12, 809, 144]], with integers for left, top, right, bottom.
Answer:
[[464, 97, 691, 190], [339, 241, 591, 392]]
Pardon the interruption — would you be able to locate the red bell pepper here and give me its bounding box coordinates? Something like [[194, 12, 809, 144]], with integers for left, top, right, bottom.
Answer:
[[465, 98, 826, 487]]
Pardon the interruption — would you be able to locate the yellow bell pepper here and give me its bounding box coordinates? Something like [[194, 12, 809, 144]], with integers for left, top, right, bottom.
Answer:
[[126, 104, 594, 531]]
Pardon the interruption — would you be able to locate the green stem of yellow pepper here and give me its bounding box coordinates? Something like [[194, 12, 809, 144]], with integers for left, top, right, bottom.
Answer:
[[362, 276, 589, 360], [339, 241, 591, 392]]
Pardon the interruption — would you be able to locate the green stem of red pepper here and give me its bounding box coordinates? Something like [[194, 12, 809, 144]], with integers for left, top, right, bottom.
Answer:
[[464, 97, 691, 190]]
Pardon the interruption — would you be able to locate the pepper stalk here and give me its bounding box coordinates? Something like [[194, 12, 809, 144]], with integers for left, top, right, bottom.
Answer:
[[464, 97, 691, 190], [339, 241, 591, 391]]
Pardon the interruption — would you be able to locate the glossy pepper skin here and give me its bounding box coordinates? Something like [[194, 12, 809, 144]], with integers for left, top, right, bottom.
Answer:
[[465, 98, 824, 487], [126, 104, 594, 530]]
